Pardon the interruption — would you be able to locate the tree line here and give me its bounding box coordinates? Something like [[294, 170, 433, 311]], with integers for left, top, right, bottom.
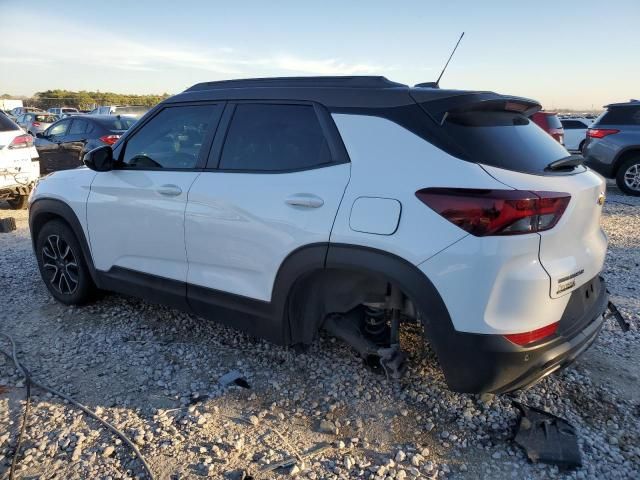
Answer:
[[2, 90, 171, 110]]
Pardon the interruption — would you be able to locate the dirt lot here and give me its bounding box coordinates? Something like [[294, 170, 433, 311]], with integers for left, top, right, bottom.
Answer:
[[0, 190, 639, 480]]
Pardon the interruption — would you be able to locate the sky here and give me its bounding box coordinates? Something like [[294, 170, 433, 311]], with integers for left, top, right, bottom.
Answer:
[[0, 0, 638, 110]]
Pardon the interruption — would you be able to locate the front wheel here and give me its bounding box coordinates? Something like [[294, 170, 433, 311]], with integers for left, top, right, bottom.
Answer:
[[616, 157, 640, 196], [35, 220, 95, 304], [7, 195, 28, 209]]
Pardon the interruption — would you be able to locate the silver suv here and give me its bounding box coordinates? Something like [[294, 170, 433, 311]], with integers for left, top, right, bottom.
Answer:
[[584, 100, 640, 195]]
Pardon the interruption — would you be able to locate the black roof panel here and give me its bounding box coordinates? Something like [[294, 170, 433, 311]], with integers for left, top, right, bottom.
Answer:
[[186, 76, 407, 92]]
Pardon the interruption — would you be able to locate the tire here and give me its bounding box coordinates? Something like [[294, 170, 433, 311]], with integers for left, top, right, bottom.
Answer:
[[6, 195, 28, 210], [615, 157, 640, 196], [35, 220, 95, 304]]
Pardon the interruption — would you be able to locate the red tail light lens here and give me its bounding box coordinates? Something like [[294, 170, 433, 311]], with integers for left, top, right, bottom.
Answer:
[[587, 128, 619, 139], [8, 134, 34, 149], [504, 322, 559, 346], [415, 188, 570, 236], [99, 135, 121, 145]]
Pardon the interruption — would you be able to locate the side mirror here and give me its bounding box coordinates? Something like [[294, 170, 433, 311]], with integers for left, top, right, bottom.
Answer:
[[84, 145, 114, 172], [35, 132, 45, 138]]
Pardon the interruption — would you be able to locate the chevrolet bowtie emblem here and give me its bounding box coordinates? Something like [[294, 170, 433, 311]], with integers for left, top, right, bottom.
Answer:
[[597, 192, 606, 206]]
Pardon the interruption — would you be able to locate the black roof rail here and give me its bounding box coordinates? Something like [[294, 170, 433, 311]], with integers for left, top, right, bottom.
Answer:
[[185, 76, 407, 92]]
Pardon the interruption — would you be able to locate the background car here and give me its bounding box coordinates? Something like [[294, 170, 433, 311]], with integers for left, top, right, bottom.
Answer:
[[47, 107, 80, 116], [531, 111, 565, 144], [34, 114, 137, 174], [15, 112, 58, 135], [89, 105, 149, 118], [583, 100, 640, 195], [560, 117, 592, 153], [0, 111, 40, 209], [10, 106, 43, 118]]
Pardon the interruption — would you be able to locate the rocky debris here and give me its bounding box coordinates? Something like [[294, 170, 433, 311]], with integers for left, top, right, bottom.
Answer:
[[0, 194, 639, 479]]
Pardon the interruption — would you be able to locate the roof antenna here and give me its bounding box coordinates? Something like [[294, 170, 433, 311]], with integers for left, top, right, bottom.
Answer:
[[416, 32, 465, 88]]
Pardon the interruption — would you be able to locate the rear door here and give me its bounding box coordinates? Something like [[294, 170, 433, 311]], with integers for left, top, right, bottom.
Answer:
[[87, 103, 223, 285], [185, 102, 350, 302], [59, 118, 91, 168]]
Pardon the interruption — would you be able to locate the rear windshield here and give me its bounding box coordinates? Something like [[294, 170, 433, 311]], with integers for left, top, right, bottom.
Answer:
[[0, 112, 18, 132], [35, 115, 58, 122], [596, 106, 640, 126], [94, 116, 137, 131], [62, 108, 78, 113], [115, 106, 147, 115], [545, 114, 563, 129], [443, 111, 569, 174]]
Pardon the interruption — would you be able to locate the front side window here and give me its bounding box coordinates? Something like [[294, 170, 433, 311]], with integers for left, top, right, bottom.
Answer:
[[48, 120, 70, 137], [219, 104, 332, 171], [121, 105, 219, 169]]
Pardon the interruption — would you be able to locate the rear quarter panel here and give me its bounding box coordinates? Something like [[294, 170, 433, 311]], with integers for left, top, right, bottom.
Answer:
[[330, 113, 509, 264]]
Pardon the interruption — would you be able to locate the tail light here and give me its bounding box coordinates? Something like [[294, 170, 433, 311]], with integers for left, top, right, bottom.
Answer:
[[587, 128, 619, 139], [99, 134, 121, 145], [504, 322, 559, 346], [8, 134, 34, 149], [415, 188, 571, 236], [32, 122, 41, 127]]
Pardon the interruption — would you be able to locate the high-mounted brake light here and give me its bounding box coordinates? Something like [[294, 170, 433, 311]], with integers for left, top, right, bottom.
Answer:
[[8, 134, 34, 149], [99, 134, 121, 145], [587, 128, 619, 139], [504, 322, 559, 346], [32, 122, 41, 127], [415, 188, 571, 236]]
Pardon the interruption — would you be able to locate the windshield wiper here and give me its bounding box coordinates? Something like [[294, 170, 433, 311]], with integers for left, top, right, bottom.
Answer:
[[546, 155, 584, 171]]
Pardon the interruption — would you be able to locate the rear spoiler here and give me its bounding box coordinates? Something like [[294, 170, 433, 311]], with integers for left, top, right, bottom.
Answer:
[[411, 91, 541, 125]]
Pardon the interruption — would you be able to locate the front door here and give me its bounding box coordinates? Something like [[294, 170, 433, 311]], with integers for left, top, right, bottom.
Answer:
[[86, 103, 224, 285], [35, 119, 72, 175]]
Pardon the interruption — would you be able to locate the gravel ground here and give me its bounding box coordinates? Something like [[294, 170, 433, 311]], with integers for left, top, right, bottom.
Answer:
[[0, 189, 638, 480]]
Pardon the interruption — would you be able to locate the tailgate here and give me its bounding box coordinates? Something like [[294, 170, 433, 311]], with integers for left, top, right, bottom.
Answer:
[[482, 165, 607, 298]]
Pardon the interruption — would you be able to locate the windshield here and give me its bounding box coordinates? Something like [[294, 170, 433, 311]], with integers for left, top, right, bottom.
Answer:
[[596, 106, 640, 126], [545, 114, 563, 129], [95, 116, 137, 130]]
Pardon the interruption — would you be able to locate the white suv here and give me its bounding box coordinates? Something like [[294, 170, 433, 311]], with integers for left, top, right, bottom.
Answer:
[[0, 112, 40, 209], [29, 77, 609, 393]]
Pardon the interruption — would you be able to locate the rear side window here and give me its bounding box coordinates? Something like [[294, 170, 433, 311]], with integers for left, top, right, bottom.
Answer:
[[0, 112, 18, 132], [69, 119, 89, 134], [596, 107, 640, 126], [219, 104, 332, 171], [443, 111, 569, 174], [122, 105, 220, 169]]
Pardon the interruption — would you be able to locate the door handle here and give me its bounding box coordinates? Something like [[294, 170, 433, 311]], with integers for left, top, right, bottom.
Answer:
[[285, 193, 324, 208], [157, 184, 182, 196]]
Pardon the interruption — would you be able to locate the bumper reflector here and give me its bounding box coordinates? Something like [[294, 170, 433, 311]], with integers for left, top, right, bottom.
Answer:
[[504, 322, 559, 346]]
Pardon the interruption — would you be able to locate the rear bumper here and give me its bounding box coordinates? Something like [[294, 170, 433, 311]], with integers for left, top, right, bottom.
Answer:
[[434, 275, 608, 393]]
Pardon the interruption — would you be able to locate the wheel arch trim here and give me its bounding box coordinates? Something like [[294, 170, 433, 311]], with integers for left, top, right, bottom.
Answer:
[[29, 198, 99, 284]]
